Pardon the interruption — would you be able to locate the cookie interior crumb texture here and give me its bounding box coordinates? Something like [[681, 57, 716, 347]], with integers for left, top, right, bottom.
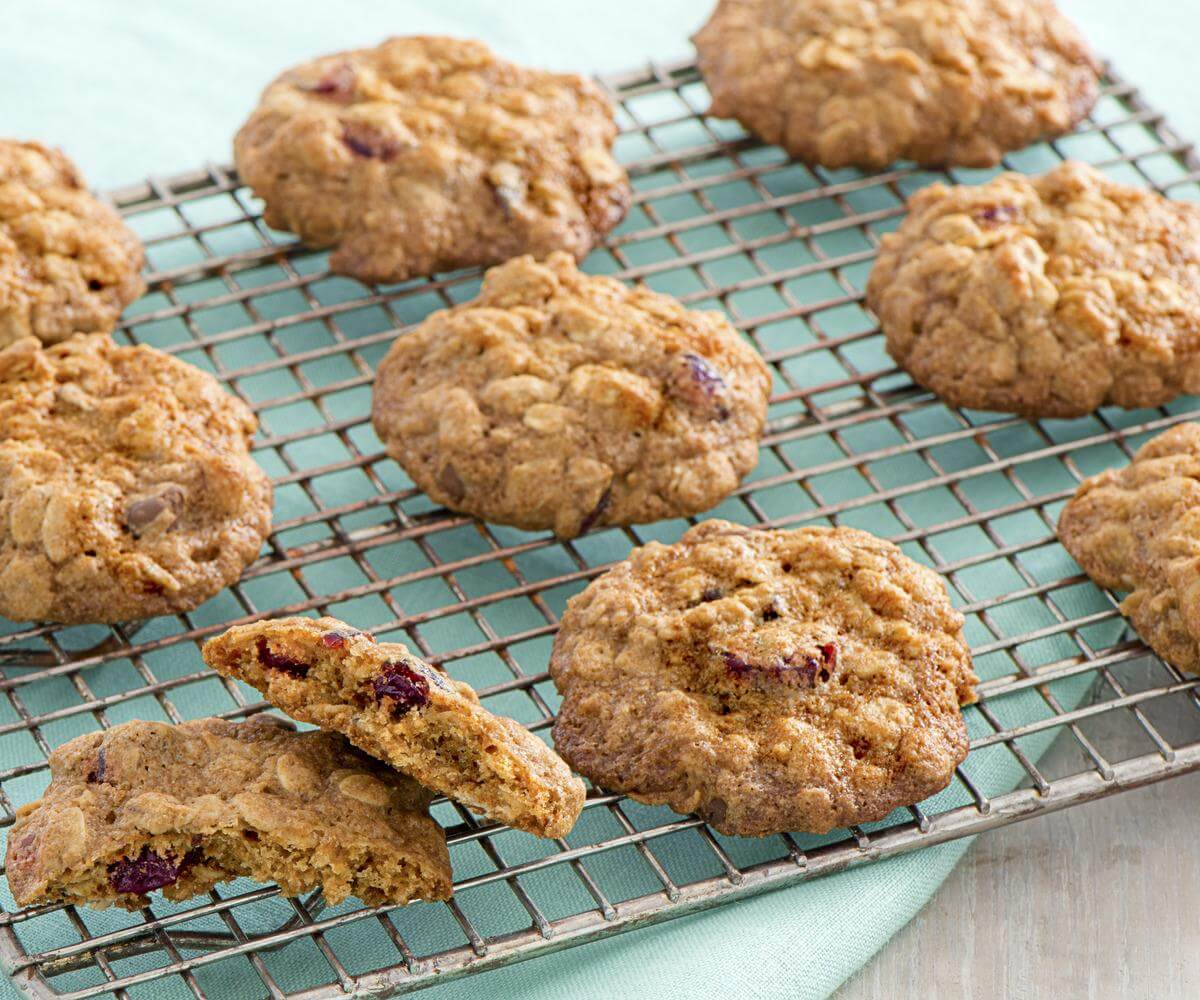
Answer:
[[1058, 423, 1200, 675], [0, 334, 273, 623], [4, 715, 452, 910], [0, 139, 145, 347], [371, 252, 771, 538], [867, 161, 1200, 418], [550, 519, 978, 836], [693, 0, 1101, 169], [203, 615, 586, 838], [234, 36, 630, 284]]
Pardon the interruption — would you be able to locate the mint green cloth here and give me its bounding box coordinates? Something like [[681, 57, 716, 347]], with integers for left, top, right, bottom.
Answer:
[[0, 3, 1193, 998]]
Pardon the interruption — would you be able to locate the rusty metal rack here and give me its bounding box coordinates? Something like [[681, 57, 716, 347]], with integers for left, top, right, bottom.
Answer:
[[3, 56, 1200, 999]]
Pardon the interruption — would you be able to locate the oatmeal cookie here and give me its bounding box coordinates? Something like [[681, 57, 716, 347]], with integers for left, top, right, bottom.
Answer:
[[5, 715, 452, 910], [371, 253, 771, 538], [549, 519, 978, 836], [693, 0, 1100, 169], [203, 616, 586, 838], [868, 162, 1200, 417], [1057, 423, 1200, 674], [0, 335, 272, 623], [0, 140, 144, 347], [234, 36, 630, 284]]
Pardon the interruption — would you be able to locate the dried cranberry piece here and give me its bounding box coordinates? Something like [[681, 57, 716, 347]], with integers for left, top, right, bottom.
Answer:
[[255, 637, 309, 679], [341, 122, 403, 161], [108, 846, 185, 895], [372, 661, 430, 716], [307, 63, 356, 101], [976, 204, 1018, 225], [320, 629, 361, 650], [578, 488, 612, 535], [86, 748, 106, 785], [700, 587, 724, 603], [722, 652, 754, 678], [671, 353, 731, 420]]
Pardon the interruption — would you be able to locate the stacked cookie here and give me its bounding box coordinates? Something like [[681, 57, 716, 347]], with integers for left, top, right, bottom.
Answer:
[[8, 0, 1189, 919]]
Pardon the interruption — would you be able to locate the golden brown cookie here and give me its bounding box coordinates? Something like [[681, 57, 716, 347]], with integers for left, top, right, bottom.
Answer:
[[5, 715, 452, 910], [550, 519, 978, 836], [0, 139, 144, 347], [1058, 423, 1200, 674], [371, 253, 771, 538], [0, 335, 272, 623], [693, 0, 1100, 169], [868, 162, 1200, 418], [234, 36, 630, 284], [203, 616, 585, 838]]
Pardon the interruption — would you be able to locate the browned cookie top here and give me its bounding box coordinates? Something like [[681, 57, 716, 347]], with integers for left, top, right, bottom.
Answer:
[[0, 335, 272, 624], [550, 519, 978, 836], [0, 140, 145, 347], [234, 36, 630, 284], [868, 162, 1200, 418], [693, 0, 1100, 169], [5, 715, 451, 910], [1058, 423, 1200, 674], [371, 253, 771, 538]]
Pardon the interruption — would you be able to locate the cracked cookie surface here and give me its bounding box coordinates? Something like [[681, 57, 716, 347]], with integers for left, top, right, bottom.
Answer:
[[0, 139, 144, 347], [549, 519, 978, 836], [0, 335, 272, 623], [371, 253, 771, 538], [1058, 423, 1200, 674], [868, 162, 1200, 417], [693, 0, 1100, 169], [234, 36, 630, 284], [5, 715, 452, 910], [203, 616, 585, 838]]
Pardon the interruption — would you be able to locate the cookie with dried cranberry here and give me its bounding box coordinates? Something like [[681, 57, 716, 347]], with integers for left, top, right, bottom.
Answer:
[[0, 335, 272, 623], [371, 253, 771, 538], [549, 519, 978, 836], [5, 715, 451, 911], [868, 162, 1200, 417], [0, 139, 144, 347], [693, 0, 1100, 169], [234, 36, 629, 283], [203, 615, 585, 838]]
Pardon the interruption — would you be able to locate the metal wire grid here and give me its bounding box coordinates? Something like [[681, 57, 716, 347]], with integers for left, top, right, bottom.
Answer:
[[1, 55, 1199, 999]]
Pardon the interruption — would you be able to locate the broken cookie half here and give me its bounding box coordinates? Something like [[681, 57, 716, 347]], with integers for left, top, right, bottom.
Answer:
[[203, 616, 586, 839]]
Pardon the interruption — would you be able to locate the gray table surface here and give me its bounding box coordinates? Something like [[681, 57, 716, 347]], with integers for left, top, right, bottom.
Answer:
[[836, 682, 1200, 1000]]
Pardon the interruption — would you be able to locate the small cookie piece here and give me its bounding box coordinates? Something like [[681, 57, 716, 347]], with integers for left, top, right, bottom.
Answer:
[[0, 335, 272, 623], [693, 0, 1100, 169], [550, 519, 978, 836], [868, 162, 1200, 418], [203, 616, 586, 838], [1058, 423, 1200, 674], [371, 253, 771, 538], [5, 715, 452, 910], [234, 36, 630, 283], [0, 140, 144, 347]]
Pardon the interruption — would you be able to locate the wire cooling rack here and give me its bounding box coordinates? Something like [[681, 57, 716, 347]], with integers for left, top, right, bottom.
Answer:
[[3, 56, 1200, 1000]]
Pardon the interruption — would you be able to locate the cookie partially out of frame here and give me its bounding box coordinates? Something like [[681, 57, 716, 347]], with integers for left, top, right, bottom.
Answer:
[[868, 162, 1200, 418], [371, 253, 771, 538], [550, 519, 978, 837], [0, 335, 272, 623], [5, 715, 452, 910], [1058, 423, 1200, 674], [203, 616, 586, 838], [693, 0, 1100, 169], [234, 36, 630, 284], [0, 139, 144, 348]]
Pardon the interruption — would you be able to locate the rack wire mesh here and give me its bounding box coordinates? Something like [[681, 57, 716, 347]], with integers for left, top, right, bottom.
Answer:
[[3, 55, 1200, 1000]]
